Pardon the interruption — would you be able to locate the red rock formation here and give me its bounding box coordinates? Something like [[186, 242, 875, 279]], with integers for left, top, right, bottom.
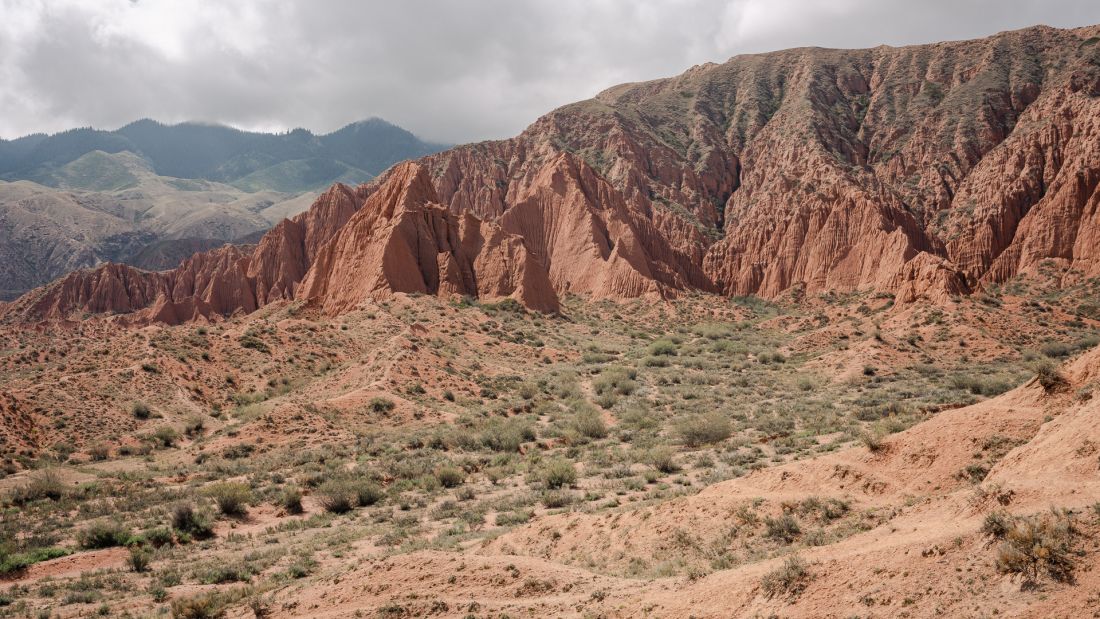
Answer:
[[298, 162, 558, 314], [7, 23, 1100, 324], [2, 165, 558, 323]]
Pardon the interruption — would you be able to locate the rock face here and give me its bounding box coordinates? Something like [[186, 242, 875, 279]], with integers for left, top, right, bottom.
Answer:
[[7, 23, 1100, 324], [296, 162, 558, 314], [422, 22, 1100, 299]]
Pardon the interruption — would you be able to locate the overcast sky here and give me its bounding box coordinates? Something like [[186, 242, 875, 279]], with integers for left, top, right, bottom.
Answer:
[[1, 0, 1099, 144]]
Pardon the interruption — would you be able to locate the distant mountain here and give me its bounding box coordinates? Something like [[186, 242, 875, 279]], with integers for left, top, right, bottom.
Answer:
[[0, 119, 446, 300], [0, 151, 310, 300], [0, 118, 448, 194]]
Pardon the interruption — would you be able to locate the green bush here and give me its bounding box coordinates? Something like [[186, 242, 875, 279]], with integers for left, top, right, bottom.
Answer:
[[205, 482, 252, 517], [648, 340, 678, 356], [0, 547, 70, 575], [132, 402, 152, 419], [152, 426, 180, 448], [572, 407, 608, 439], [480, 419, 536, 452], [647, 447, 679, 474], [540, 458, 577, 489], [78, 521, 133, 549], [674, 413, 731, 447], [435, 466, 465, 488], [128, 547, 152, 573], [144, 526, 175, 548], [316, 480, 355, 513], [280, 487, 304, 514], [354, 480, 384, 506], [171, 594, 226, 619], [171, 504, 214, 540], [1035, 360, 1066, 392]]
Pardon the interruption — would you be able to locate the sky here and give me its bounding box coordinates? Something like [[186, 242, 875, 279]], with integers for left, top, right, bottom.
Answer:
[[1, 0, 1099, 144]]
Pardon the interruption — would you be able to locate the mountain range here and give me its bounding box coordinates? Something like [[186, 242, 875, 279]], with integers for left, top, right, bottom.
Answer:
[[7, 23, 1099, 323], [0, 119, 446, 300]]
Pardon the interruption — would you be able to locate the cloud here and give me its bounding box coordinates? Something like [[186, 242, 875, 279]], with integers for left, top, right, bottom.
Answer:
[[1, 0, 1098, 144]]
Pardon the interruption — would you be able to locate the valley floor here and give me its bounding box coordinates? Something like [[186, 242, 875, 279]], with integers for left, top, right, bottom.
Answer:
[[1, 279, 1099, 618]]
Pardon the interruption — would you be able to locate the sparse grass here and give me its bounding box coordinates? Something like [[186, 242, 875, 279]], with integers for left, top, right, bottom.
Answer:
[[760, 555, 812, 598]]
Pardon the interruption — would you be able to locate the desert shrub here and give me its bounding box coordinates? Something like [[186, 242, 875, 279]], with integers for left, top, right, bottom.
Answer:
[[88, 443, 111, 461], [132, 402, 152, 419], [648, 339, 678, 356], [196, 563, 252, 584], [184, 416, 206, 437], [1040, 341, 1073, 358], [760, 555, 812, 598], [480, 419, 536, 452], [593, 368, 638, 396], [144, 526, 175, 548], [78, 521, 133, 549], [128, 547, 152, 572], [316, 480, 355, 513], [962, 462, 991, 483], [280, 487, 304, 514], [540, 458, 577, 489], [859, 428, 888, 452], [995, 510, 1077, 584], [647, 446, 680, 473], [981, 510, 1012, 539], [674, 413, 731, 447], [8, 469, 65, 505], [495, 510, 533, 526], [205, 482, 252, 517], [171, 593, 226, 619], [354, 481, 384, 506], [171, 504, 214, 540], [541, 490, 573, 508], [368, 397, 396, 413], [1035, 360, 1066, 392], [435, 466, 465, 488], [764, 514, 802, 544], [152, 426, 180, 448], [572, 407, 608, 439]]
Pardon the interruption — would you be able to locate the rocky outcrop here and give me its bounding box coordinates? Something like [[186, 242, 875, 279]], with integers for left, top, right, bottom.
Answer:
[[297, 162, 559, 314]]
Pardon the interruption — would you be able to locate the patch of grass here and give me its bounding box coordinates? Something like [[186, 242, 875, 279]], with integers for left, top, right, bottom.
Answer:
[[0, 546, 71, 575]]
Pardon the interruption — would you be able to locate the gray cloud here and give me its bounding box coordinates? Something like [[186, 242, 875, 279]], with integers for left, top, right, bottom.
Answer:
[[1, 0, 1099, 144]]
